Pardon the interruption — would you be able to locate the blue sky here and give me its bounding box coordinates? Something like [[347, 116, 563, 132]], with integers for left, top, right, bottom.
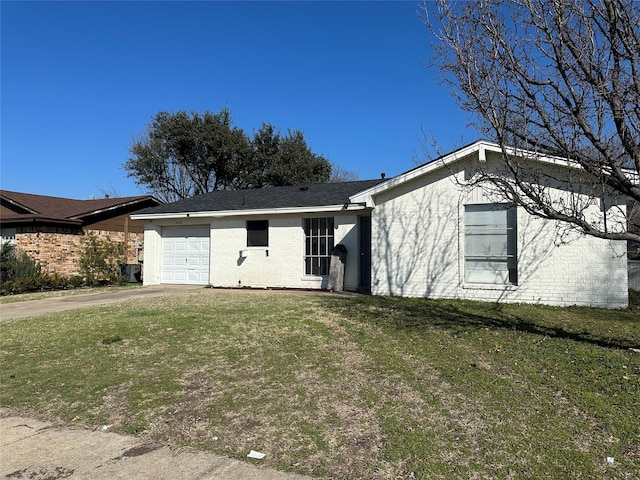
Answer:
[[1, 1, 477, 200]]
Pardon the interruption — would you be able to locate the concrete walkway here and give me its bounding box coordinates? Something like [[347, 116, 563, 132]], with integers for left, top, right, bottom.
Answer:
[[0, 412, 311, 480]]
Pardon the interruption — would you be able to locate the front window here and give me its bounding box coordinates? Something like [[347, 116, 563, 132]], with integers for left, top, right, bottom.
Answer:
[[464, 204, 517, 285], [247, 220, 268, 247], [1, 228, 16, 246], [304, 217, 334, 275]]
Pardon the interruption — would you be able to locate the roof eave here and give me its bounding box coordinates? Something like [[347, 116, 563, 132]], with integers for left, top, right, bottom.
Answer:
[[0, 216, 83, 227], [131, 203, 367, 221], [0, 196, 39, 215], [350, 141, 502, 205], [71, 196, 161, 220], [349, 140, 640, 204]]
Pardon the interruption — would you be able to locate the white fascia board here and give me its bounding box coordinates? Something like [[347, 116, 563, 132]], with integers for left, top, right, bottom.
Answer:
[[130, 203, 366, 221], [349, 140, 639, 205], [493, 144, 639, 181], [350, 140, 492, 206]]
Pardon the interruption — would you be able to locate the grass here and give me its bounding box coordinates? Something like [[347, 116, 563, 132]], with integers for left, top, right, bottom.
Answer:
[[1, 289, 639, 479]]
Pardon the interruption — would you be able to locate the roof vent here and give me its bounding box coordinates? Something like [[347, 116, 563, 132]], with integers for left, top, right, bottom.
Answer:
[[381, 173, 386, 179], [299, 186, 309, 191]]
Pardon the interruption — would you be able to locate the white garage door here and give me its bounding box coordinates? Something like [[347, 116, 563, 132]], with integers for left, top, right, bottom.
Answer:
[[161, 226, 210, 285]]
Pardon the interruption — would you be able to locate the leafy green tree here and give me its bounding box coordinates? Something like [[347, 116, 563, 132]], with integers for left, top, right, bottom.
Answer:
[[126, 109, 332, 202], [235, 122, 282, 189], [126, 109, 250, 203], [245, 124, 331, 188]]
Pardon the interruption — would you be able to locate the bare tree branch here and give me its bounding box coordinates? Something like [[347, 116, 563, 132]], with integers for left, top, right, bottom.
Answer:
[[422, 0, 640, 243]]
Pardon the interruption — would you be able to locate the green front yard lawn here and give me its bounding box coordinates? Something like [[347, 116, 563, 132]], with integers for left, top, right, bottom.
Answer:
[[1, 290, 638, 479]]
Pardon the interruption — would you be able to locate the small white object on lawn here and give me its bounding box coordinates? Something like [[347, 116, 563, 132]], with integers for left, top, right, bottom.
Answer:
[[247, 450, 266, 459], [606, 456, 615, 464]]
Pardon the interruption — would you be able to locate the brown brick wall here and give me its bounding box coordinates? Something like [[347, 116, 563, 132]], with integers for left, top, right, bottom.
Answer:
[[15, 229, 143, 277]]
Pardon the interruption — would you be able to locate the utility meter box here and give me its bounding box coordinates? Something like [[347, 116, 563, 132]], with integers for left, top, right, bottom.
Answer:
[[123, 264, 142, 283]]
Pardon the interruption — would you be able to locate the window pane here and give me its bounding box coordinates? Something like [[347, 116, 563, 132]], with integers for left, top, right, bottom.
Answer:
[[247, 220, 268, 247], [305, 257, 312, 275], [490, 234, 508, 256], [320, 257, 329, 276], [464, 205, 516, 285], [465, 259, 509, 284]]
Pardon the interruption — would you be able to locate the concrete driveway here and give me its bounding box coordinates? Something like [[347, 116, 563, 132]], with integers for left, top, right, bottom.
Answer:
[[0, 285, 201, 321]]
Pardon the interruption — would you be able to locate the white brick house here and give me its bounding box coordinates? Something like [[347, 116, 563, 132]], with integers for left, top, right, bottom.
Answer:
[[132, 180, 383, 292], [132, 141, 630, 308]]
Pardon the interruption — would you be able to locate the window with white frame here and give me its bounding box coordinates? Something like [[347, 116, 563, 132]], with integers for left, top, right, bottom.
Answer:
[[464, 204, 517, 285], [304, 217, 334, 275], [1, 228, 16, 246]]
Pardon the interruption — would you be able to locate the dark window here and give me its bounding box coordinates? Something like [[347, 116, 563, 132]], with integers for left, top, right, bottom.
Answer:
[[247, 220, 268, 247], [304, 217, 334, 275]]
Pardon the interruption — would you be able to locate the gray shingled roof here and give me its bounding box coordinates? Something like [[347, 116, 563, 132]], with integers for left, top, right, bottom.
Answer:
[[138, 180, 385, 215]]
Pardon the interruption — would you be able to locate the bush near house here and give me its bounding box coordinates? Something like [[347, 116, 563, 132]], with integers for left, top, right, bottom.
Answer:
[[0, 243, 82, 295], [78, 233, 126, 286], [1, 243, 41, 282], [0, 234, 127, 295]]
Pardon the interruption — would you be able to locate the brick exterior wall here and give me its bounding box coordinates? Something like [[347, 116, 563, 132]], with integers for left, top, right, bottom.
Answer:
[[15, 228, 143, 277]]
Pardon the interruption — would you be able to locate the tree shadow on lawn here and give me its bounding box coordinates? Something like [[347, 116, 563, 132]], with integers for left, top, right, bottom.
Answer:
[[319, 294, 640, 351]]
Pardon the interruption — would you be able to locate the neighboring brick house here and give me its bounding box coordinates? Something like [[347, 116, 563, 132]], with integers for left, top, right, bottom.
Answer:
[[0, 190, 161, 277]]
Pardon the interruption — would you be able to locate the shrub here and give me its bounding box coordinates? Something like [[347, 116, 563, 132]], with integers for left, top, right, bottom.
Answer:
[[0, 243, 41, 283], [0, 236, 129, 295], [68, 276, 85, 289], [78, 233, 126, 286]]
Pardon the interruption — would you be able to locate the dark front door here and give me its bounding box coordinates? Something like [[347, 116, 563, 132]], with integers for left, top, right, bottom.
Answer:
[[359, 215, 372, 293]]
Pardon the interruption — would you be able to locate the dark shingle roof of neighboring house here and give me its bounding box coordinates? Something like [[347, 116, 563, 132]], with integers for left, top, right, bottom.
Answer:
[[0, 190, 161, 226], [137, 180, 386, 215]]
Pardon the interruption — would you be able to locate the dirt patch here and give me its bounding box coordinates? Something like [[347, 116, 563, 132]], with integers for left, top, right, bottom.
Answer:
[[90, 383, 134, 430], [145, 369, 219, 445], [623, 442, 640, 460]]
